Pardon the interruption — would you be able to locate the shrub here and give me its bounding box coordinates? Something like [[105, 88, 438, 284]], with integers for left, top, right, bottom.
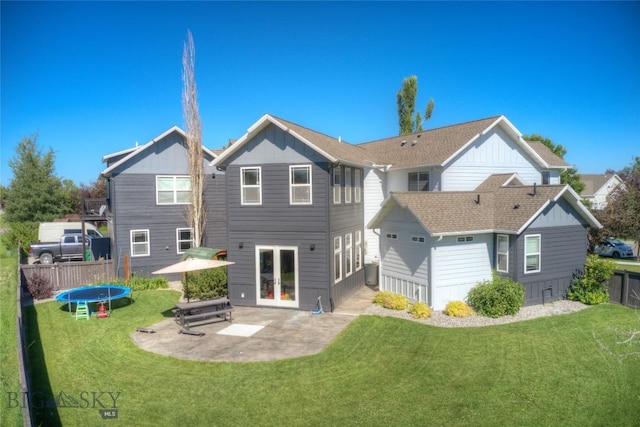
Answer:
[[109, 274, 169, 291], [26, 271, 54, 300], [444, 300, 475, 318], [409, 302, 432, 319], [184, 267, 227, 300], [372, 291, 395, 306], [567, 254, 616, 305], [467, 273, 525, 318], [1, 221, 38, 259], [382, 293, 409, 310]]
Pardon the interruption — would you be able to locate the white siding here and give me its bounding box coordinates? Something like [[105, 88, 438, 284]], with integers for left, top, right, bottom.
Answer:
[[364, 167, 385, 262], [442, 127, 542, 191], [431, 234, 493, 310]]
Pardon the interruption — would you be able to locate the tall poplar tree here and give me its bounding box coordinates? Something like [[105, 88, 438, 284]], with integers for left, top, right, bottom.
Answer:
[[182, 30, 205, 247], [396, 75, 434, 135]]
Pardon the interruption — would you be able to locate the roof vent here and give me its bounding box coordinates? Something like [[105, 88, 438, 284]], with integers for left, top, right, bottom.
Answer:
[[475, 194, 480, 204], [411, 140, 417, 146], [401, 140, 407, 146], [338, 136, 341, 143], [514, 204, 520, 209]]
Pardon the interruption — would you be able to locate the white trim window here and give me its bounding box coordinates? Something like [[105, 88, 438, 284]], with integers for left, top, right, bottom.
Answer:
[[334, 236, 342, 282], [496, 234, 509, 273], [457, 236, 474, 243], [355, 230, 362, 271], [177, 228, 194, 254], [345, 233, 353, 277], [525, 234, 541, 273], [156, 176, 191, 204], [333, 166, 341, 204], [408, 171, 429, 191], [344, 167, 352, 204], [411, 235, 426, 243], [290, 165, 312, 205], [354, 169, 362, 203], [386, 232, 398, 240], [241, 167, 262, 205], [130, 229, 150, 257]]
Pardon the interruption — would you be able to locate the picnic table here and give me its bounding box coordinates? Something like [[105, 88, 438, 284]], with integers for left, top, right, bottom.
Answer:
[[173, 297, 234, 330]]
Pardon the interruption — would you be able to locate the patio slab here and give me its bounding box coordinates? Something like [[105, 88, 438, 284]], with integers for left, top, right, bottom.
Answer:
[[130, 285, 376, 362]]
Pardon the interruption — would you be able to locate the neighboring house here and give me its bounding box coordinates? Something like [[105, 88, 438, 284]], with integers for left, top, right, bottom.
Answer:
[[358, 115, 570, 263], [211, 114, 370, 310], [580, 174, 623, 209], [367, 179, 601, 310], [101, 126, 227, 277]]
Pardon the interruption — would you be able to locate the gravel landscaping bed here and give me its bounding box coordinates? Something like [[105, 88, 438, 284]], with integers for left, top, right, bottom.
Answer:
[[364, 299, 591, 328]]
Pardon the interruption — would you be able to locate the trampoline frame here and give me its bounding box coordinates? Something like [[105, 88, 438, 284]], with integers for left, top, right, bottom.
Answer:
[[56, 284, 132, 317]]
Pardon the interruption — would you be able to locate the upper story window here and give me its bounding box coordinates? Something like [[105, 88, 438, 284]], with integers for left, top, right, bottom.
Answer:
[[386, 232, 398, 240], [408, 171, 429, 191], [541, 171, 550, 185], [525, 234, 541, 273], [157, 176, 191, 204], [496, 234, 509, 273], [177, 228, 194, 254], [333, 166, 341, 204], [344, 167, 352, 204], [411, 235, 426, 243], [290, 165, 312, 205], [130, 229, 150, 257], [241, 167, 262, 205], [354, 169, 362, 203]]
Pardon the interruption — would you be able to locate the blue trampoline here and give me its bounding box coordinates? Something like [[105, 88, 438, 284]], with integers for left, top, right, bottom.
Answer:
[[56, 285, 132, 316]]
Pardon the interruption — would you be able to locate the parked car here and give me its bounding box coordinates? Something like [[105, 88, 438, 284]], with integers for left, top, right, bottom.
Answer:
[[594, 238, 636, 259], [28, 234, 92, 264]]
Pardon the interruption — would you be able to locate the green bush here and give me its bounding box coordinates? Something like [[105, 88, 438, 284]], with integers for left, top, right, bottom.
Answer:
[[0, 221, 37, 259], [409, 302, 432, 319], [184, 267, 227, 300], [567, 254, 616, 305], [467, 273, 525, 318], [372, 291, 395, 306], [109, 275, 169, 291], [444, 300, 475, 318]]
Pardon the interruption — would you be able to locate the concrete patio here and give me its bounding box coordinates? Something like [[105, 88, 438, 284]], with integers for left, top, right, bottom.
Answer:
[[130, 285, 376, 362]]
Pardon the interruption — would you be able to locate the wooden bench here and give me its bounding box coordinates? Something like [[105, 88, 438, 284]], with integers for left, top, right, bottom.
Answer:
[[173, 297, 234, 330]]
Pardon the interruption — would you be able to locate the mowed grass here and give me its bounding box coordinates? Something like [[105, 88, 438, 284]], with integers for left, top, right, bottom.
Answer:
[[19, 287, 640, 426]]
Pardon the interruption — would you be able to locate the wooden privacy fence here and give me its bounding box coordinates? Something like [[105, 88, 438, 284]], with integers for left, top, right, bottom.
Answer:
[[21, 260, 116, 292], [607, 269, 640, 308]]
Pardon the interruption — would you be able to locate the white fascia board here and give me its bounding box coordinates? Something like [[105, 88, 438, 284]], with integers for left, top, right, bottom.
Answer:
[[367, 194, 400, 229], [555, 185, 603, 229], [441, 132, 481, 168], [101, 126, 186, 176], [211, 114, 275, 166], [102, 147, 137, 163], [432, 229, 498, 238], [517, 200, 552, 234], [286, 128, 338, 163]]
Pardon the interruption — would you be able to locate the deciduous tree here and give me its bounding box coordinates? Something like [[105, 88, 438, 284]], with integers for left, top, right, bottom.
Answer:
[[397, 75, 434, 135], [182, 30, 205, 247]]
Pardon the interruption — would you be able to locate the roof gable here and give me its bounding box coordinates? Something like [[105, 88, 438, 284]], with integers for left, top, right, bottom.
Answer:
[[211, 114, 371, 167], [101, 126, 217, 177], [580, 174, 622, 197], [368, 184, 601, 235]]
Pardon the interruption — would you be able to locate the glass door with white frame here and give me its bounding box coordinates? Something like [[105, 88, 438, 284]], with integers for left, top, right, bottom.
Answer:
[[256, 246, 298, 308]]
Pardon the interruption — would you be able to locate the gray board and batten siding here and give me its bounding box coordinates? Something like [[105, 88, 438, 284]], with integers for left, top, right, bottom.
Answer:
[[510, 198, 590, 305], [222, 123, 365, 310], [106, 131, 227, 276]]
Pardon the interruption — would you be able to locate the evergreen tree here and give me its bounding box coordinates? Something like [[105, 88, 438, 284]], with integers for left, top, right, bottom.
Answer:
[[4, 134, 73, 222]]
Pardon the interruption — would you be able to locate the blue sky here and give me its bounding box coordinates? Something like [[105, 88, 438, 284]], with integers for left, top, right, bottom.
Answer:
[[1, 1, 639, 186]]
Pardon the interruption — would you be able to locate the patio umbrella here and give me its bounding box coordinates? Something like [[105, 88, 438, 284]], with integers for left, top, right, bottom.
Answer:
[[152, 258, 235, 302], [152, 258, 234, 274]]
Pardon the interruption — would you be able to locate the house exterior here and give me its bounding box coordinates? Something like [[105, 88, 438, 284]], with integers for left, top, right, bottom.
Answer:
[[211, 114, 369, 310], [101, 126, 227, 277], [358, 116, 570, 263], [580, 173, 623, 209], [367, 180, 602, 310]]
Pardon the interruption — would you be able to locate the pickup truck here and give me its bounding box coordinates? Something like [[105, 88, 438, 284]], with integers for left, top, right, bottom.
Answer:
[[28, 234, 91, 264]]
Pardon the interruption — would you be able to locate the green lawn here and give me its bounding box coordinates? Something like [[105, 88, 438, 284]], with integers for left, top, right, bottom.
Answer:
[[16, 290, 640, 426], [2, 248, 639, 426]]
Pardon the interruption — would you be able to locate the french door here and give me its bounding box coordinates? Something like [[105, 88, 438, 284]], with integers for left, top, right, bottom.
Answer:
[[256, 245, 298, 308]]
